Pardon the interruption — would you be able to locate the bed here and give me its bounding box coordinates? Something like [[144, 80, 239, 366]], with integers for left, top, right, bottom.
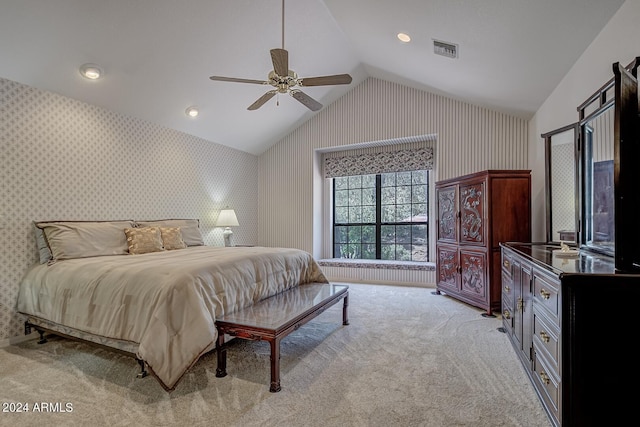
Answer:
[[16, 219, 328, 391]]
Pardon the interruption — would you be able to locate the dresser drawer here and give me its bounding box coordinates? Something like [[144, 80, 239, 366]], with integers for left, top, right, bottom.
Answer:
[[533, 269, 560, 322], [532, 349, 560, 424], [533, 310, 560, 370], [501, 250, 513, 278], [501, 269, 514, 309], [501, 296, 514, 335]]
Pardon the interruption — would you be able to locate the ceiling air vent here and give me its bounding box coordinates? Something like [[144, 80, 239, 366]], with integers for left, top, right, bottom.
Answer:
[[433, 39, 458, 59]]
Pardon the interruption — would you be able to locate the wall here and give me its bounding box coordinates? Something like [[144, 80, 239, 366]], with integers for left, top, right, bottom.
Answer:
[[529, 0, 640, 241], [258, 77, 529, 286], [0, 77, 259, 343]]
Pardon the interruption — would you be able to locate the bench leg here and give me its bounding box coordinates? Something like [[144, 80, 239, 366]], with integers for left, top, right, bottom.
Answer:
[[216, 332, 227, 378], [342, 293, 350, 325], [269, 337, 282, 392]]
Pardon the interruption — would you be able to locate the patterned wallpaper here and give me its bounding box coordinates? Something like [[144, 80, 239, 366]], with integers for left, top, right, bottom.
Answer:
[[0, 77, 259, 342]]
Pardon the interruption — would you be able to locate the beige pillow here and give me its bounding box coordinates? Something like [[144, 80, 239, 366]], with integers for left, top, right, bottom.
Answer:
[[135, 219, 204, 246], [125, 227, 164, 255], [36, 220, 135, 261], [160, 227, 187, 250]]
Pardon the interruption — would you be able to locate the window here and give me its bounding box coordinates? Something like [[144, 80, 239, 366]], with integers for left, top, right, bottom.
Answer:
[[333, 171, 428, 261]]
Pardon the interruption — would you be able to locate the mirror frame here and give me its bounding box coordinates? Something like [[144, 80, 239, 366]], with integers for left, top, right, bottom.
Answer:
[[543, 122, 579, 244]]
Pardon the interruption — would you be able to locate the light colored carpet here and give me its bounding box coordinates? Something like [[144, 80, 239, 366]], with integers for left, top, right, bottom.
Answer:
[[0, 283, 551, 427]]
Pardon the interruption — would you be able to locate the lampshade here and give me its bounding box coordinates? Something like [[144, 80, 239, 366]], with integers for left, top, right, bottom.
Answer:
[[216, 208, 239, 227]]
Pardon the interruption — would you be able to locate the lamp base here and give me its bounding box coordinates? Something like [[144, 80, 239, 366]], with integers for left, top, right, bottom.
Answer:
[[223, 227, 233, 247]]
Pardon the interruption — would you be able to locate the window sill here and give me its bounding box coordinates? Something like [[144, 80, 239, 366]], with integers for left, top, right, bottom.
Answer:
[[318, 258, 435, 271]]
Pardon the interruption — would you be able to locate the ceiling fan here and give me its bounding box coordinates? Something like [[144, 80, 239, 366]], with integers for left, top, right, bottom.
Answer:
[[209, 0, 352, 111]]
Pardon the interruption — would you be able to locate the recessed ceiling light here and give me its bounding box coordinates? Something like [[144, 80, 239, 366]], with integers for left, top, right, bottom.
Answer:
[[185, 106, 199, 117], [79, 63, 102, 80], [397, 33, 411, 43]]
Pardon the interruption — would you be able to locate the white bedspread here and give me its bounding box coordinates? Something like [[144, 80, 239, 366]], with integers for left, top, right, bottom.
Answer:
[[17, 246, 328, 391]]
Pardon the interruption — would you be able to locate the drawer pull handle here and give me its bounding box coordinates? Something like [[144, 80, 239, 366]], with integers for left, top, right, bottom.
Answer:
[[503, 310, 511, 319], [539, 289, 551, 300], [539, 371, 550, 385], [503, 260, 510, 268], [517, 297, 523, 311], [539, 331, 550, 343], [504, 285, 510, 292]]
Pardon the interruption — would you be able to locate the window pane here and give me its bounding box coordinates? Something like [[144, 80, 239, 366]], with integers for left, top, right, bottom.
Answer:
[[347, 226, 362, 243], [412, 185, 427, 203], [412, 170, 427, 185], [382, 205, 395, 222], [348, 189, 361, 205], [381, 244, 395, 260], [362, 174, 376, 187], [397, 171, 412, 186], [381, 225, 395, 243], [349, 206, 362, 223], [334, 226, 348, 243], [362, 205, 376, 223], [412, 245, 428, 262], [397, 204, 412, 222], [335, 189, 349, 206], [362, 188, 375, 205], [381, 173, 395, 187], [335, 177, 348, 190], [412, 224, 427, 244], [381, 187, 395, 204], [348, 175, 362, 188], [334, 244, 347, 258], [362, 225, 376, 243], [396, 225, 411, 243], [398, 244, 412, 261], [344, 244, 360, 259], [412, 203, 427, 220], [362, 244, 376, 259], [397, 185, 411, 204], [335, 207, 348, 223]]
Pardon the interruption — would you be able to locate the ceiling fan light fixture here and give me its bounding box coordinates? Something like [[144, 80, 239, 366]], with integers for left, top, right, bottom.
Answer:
[[79, 63, 102, 80], [185, 106, 199, 117]]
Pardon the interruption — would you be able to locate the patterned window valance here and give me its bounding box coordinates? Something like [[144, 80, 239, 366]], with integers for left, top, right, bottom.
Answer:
[[323, 147, 434, 178]]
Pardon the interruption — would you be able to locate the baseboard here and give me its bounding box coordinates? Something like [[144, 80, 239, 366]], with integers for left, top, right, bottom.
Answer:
[[0, 332, 36, 348], [328, 277, 436, 288]]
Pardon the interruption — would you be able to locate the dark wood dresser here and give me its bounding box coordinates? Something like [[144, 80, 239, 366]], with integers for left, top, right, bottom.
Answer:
[[435, 170, 531, 316], [500, 242, 640, 426]]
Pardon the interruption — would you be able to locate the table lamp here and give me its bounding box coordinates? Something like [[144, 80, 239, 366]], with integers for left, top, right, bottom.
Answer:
[[216, 207, 239, 247]]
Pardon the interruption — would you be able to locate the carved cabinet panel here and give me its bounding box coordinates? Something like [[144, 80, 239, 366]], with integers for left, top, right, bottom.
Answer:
[[435, 170, 531, 316], [460, 182, 485, 245], [437, 185, 457, 242], [460, 248, 487, 299]]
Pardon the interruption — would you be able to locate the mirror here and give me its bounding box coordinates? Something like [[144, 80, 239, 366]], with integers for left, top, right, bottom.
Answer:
[[543, 123, 578, 244], [581, 104, 615, 255]]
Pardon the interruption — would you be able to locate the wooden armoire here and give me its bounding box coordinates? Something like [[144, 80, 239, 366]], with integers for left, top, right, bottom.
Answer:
[[435, 170, 531, 316]]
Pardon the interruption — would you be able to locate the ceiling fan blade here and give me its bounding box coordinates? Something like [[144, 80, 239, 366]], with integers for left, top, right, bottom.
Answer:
[[210, 76, 268, 85], [248, 90, 277, 110], [270, 48, 289, 77], [300, 74, 353, 87], [290, 90, 322, 111]]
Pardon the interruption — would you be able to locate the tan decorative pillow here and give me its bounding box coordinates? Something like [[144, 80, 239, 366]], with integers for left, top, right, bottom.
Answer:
[[160, 227, 187, 250], [135, 219, 204, 246], [125, 227, 164, 255]]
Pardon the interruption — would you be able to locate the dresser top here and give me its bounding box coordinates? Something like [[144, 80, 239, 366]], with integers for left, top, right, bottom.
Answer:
[[501, 242, 616, 276]]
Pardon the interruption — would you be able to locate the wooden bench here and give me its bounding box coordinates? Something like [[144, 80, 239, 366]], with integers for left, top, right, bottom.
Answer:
[[215, 282, 349, 392]]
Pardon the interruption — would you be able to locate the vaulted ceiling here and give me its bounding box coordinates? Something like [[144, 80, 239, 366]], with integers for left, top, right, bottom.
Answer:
[[0, 0, 625, 154]]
